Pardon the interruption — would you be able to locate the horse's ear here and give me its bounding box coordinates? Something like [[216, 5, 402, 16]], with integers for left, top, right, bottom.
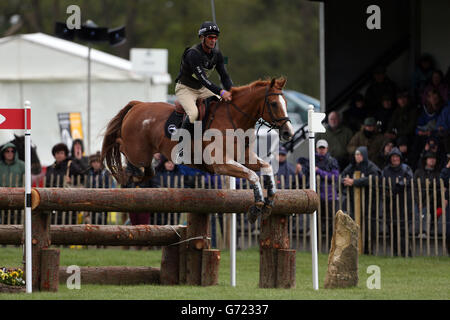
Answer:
[[275, 77, 287, 89], [269, 78, 276, 88]]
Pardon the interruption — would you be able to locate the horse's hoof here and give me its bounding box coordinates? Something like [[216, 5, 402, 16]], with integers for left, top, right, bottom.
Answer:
[[247, 204, 262, 224], [261, 205, 273, 220]]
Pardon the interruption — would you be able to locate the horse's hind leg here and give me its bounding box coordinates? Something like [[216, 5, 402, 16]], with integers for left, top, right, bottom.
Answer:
[[120, 140, 155, 184]]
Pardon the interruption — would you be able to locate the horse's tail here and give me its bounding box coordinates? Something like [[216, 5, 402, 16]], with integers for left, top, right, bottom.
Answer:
[[101, 101, 140, 184]]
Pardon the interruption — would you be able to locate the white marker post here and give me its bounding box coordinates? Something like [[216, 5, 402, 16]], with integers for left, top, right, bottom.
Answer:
[[307, 105, 325, 291], [229, 176, 236, 287], [24, 101, 32, 293]]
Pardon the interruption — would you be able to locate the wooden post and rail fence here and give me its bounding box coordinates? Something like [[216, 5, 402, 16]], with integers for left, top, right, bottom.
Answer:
[[0, 187, 318, 292]]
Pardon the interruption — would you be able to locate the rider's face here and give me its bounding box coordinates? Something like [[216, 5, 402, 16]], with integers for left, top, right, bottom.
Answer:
[[203, 34, 218, 49]]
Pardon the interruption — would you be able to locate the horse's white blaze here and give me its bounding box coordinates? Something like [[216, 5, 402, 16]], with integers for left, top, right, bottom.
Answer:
[[279, 95, 288, 116]]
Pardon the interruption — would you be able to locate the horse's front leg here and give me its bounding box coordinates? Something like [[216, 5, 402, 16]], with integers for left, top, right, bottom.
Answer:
[[210, 159, 264, 224], [244, 152, 277, 219]]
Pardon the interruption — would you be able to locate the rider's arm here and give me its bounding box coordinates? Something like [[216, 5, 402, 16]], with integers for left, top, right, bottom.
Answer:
[[187, 50, 222, 95], [215, 52, 233, 91]]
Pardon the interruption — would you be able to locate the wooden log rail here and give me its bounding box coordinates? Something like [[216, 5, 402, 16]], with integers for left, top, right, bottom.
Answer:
[[0, 224, 186, 246], [0, 187, 319, 290], [0, 187, 318, 215]]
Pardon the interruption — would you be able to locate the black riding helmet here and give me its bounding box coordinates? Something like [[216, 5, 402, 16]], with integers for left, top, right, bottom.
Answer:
[[198, 21, 220, 37]]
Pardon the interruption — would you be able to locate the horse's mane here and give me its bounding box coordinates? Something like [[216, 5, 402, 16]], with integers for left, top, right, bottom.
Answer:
[[230, 77, 286, 96], [230, 79, 271, 95]]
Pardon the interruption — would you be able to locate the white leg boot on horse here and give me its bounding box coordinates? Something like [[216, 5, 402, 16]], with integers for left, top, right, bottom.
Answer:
[[211, 158, 264, 224], [244, 154, 277, 220]]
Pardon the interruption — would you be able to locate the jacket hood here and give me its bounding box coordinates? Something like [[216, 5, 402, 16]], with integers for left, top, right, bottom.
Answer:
[[0, 142, 18, 162], [387, 147, 403, 161], [355, 146, 368, 164]]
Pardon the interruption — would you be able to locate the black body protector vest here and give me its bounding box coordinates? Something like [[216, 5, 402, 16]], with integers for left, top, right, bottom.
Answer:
[[176, 43, 219, 90]]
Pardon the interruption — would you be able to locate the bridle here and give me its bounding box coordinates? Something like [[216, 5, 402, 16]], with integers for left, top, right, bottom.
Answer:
[[219, 85, 291, 133]]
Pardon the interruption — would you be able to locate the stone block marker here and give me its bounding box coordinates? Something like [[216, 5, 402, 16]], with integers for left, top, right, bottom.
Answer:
[[324, 210, 359, 289]]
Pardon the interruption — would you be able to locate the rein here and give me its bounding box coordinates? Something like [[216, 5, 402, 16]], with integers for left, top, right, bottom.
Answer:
[[212, 86, 291, 132]]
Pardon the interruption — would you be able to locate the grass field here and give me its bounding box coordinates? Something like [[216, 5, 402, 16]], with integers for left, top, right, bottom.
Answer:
[[1, 246, 449, 300]]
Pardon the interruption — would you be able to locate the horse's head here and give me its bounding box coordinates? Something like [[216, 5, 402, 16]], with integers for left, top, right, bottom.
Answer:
[[261, 77, 294, 142]]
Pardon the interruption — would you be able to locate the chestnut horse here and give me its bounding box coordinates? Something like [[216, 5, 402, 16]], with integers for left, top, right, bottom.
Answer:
[[101, 77, 294, 222]]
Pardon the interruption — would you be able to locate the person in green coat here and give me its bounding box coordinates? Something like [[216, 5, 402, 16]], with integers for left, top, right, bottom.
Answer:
[[347, 117, 387, 164], [0, 142, 25, 187]]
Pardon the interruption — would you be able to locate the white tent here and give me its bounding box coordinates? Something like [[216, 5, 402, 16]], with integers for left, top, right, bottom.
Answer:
[[0, 32, 170, 166]]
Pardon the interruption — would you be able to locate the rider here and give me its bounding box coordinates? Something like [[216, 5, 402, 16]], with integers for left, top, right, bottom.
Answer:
[[175, 21, 233, 135]]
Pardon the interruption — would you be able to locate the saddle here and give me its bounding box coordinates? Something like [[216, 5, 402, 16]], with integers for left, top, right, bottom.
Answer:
[[164, 97, 219, 138]]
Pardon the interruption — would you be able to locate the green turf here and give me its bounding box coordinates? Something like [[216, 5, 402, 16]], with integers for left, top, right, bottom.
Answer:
[[1, 246, 448, 300]]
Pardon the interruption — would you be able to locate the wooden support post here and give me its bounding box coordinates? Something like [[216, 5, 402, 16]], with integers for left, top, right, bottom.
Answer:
[[276, 249, 296, 289], [31, 210, 50, 291], [353, 171, 362, 254], [186, 212, 210, 286], [259, 214, 290, 288], [201, 249, 221, 286], [178, 227, 187, 285], [160, 245, 179, 285], [40, 248, 60, 292]]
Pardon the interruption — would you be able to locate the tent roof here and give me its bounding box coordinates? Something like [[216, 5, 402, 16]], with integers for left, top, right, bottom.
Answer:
[[0, 32, 143, 81]]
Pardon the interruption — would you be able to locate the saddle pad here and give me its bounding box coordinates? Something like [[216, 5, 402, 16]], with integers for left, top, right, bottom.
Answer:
[[164, 110, 184, 138]]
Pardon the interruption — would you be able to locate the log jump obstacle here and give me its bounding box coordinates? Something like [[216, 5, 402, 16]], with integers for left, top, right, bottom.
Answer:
[[0, 187, 318, 291]]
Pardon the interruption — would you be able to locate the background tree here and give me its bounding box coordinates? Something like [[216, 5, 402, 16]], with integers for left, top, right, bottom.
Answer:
[[0, 0, 319, 97]]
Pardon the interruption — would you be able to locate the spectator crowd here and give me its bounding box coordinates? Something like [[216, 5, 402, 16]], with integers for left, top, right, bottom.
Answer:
[[0, 54, 449, 256]]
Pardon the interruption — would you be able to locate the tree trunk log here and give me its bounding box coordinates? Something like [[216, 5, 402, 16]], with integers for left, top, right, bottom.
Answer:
[[40, 248, 60, 292], [20, 187, 318, 215], [201, 249, 220, 286], [276, 249, 296, 288], [186, 213, 210, 286], [160, 245, 179, 285], [259, 214, 289, 288], [59, 266, 160, 285], [0, 225, 23, 244], [0, 224, 186, 246]]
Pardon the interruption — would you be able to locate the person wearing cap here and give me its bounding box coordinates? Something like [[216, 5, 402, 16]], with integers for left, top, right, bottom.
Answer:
[[316, 111, 353, 170], [86, 152, 113, 189], [174, 21, 233, 135], [275, 146, 298, 189], [347, 116, 387, 164], [415, 136, 446, 171], [381, 147, 413, 256], [341, 146, 381, 254], [382, 147, 413, 185], [45, 143, 82, 188], [364, 65, 398, 113], [45, 143, 83, 224], [386, 90, 418, 141]]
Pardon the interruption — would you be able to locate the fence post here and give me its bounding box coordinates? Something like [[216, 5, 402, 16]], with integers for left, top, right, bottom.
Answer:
[[353, 171, 362, 254]]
